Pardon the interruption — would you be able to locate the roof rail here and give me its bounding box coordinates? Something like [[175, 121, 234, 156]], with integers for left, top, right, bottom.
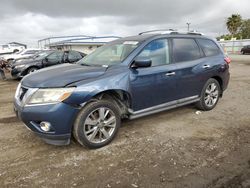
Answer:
[[138, 29, 176, 35], [138, 29, 203, 36]]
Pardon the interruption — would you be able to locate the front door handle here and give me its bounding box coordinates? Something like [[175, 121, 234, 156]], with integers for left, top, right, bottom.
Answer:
[[203, 64, 210, 69], [165, 72, 176, 76]]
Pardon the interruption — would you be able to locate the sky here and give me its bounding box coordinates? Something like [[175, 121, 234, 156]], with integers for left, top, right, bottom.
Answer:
[[0, 0, 250, 47]]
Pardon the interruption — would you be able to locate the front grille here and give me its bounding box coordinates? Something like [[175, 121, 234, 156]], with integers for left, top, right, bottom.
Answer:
[[15, 84, 38, 106], [19, 87, 28, 101]]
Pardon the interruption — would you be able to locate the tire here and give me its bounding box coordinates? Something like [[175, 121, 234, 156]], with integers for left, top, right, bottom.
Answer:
[[241, 51, 245, 55], [27, 67, 38, 75], [196, 78, 221, 111], [73, 100, 121, 149]]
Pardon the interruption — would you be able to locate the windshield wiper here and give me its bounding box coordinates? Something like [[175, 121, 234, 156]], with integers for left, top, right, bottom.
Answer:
[[80, 63, 91, 66]]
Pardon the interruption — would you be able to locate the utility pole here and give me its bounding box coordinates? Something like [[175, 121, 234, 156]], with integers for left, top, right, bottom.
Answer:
[[186, 22, 191, 32]]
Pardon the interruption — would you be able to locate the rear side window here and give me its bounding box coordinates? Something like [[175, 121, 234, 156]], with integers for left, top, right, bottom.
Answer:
[[172, 38, 201, 63], [197, 39, 221, 57]]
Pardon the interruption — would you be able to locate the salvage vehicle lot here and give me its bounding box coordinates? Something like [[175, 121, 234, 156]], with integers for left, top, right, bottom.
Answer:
[[0, 57, 250, 187]]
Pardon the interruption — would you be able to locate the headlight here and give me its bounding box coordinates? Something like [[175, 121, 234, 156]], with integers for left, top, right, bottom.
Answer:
[[15, 64, 26, 69], [27, 88, 75, 105]]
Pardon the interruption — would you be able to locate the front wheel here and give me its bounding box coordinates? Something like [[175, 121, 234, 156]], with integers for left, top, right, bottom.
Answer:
[[27, 67, 38, 75], [196, 78, 221, 111], [73, 100, 121, 149]]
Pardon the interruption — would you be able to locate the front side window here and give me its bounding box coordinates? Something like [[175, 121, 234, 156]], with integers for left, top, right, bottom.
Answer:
[[78, 40, 139, 66], [136, 39, 170, 66], [68, 51, 82, 62], [197, 39, 221, 57], [172, 38, 201, 63], [47, 51, 64, 63]]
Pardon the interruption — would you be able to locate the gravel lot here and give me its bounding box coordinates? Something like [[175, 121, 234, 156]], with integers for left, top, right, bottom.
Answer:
[[0, 56, 250, 188]]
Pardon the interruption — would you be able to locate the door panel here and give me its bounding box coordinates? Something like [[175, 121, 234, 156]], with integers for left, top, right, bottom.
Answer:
[[171, 38, 205, 100], [44, 51, 64, 67], [174, 59, 206, 99], [130, 64, 178, 111], [174, 56, 223, 99]]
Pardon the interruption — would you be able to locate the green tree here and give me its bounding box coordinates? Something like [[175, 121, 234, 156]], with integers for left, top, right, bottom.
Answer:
[[226, 14, 242, 38], [240, 19, 250, 39]]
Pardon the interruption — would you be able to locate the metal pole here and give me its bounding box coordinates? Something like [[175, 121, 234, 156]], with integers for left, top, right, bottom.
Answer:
[[186, 22, 191, 32]]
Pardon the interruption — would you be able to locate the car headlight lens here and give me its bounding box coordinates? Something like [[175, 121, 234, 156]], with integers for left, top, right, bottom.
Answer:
[[27, 88, 75, 105]]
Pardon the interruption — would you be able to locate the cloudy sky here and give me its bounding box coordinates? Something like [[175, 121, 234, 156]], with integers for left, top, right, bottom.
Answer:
[[0, 0, 250, 47]]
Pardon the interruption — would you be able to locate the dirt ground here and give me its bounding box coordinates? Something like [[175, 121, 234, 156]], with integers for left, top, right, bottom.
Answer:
[[0, 57, 250, 188]]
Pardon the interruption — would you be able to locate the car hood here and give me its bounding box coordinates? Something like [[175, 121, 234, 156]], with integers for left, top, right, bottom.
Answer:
[[21, 64, 107, 88], [13, 58, 39, 66]]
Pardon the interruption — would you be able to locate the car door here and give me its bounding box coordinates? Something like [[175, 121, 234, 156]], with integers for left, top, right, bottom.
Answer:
[[172, 38, 221, 100], [44, 51, 64, 67], [247, 45, 250, 53], [130, 38, 178, 111]]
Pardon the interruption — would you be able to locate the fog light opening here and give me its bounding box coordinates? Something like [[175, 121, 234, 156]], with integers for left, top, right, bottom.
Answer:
[[40, 122, 51, 132]]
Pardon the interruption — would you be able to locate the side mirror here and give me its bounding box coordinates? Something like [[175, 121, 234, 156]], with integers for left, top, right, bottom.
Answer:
[[132, 58, 152, 68], [44, 57, 48, 62]]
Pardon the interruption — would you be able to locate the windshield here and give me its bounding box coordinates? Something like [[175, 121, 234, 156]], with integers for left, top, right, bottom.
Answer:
[[78, 40, 139, 66], [34, 51, 53, 60]]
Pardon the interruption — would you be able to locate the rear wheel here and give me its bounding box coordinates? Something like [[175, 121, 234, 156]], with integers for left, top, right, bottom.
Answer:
[[73, 100, 121, 149], [196, 78, 221, 111]]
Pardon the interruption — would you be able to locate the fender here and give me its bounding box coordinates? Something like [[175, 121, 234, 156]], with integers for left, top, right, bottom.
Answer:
[[64, 66, 132, 105]]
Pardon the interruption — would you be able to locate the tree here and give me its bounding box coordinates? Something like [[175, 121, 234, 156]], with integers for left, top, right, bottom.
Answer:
[[240, 19, 250, 39], [226, 14, 242, 38]]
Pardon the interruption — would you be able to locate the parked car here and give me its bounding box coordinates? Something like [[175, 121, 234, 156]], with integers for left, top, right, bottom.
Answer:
[[0, 43, 25, 54], [11, 50, 86, 79], [2, 49, 42, 62], [241, 45, 250, 54], [14, 30, 230, 148]]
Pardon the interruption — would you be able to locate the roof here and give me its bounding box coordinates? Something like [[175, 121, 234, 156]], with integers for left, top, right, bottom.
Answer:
[[8, 42, 27, 47], [113, 33, 208, 44]]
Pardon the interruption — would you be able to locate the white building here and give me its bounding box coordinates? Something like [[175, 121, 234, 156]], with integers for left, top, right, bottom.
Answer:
[[46, 36, 121, 54]]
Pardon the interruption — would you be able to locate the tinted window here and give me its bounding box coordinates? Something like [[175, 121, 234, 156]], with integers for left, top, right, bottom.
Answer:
[[197, 39, 221, 57], [68, 51, 82, 62], [137, 39, 170, 66], [47, 51, 64, 63], [172, 38, 201, 62]]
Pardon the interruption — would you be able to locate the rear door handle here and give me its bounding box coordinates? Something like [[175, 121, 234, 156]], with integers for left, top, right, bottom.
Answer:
[[165, 72, 175, 76], [203, 64, 210, 69]]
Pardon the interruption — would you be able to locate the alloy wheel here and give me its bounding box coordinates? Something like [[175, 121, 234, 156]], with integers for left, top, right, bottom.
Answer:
[[83, 107, 116, 144], [204, 83, 219, 107]]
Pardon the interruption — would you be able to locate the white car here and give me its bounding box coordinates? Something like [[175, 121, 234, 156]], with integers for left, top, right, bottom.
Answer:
[[2, 49, 42, 62], [0, 44, 25, 54]]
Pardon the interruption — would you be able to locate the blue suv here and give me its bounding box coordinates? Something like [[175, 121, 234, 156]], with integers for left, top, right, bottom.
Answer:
[[14, 30, 230, 148]]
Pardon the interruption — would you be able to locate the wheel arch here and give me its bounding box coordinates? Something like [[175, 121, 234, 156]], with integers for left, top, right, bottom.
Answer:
[[25, 66, 39, 73], [89, 89, 132, 118], [211, 76, 223, 96]]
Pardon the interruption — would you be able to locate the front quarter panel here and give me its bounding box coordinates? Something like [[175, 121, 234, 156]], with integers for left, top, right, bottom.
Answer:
[[64, 66, 131, 105]]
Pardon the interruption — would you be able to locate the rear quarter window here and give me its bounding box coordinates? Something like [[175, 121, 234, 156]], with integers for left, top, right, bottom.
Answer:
[[197, 39, 221, 57]]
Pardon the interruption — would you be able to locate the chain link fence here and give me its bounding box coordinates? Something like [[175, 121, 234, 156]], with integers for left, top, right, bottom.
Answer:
[[218, 39, 250, 54]]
